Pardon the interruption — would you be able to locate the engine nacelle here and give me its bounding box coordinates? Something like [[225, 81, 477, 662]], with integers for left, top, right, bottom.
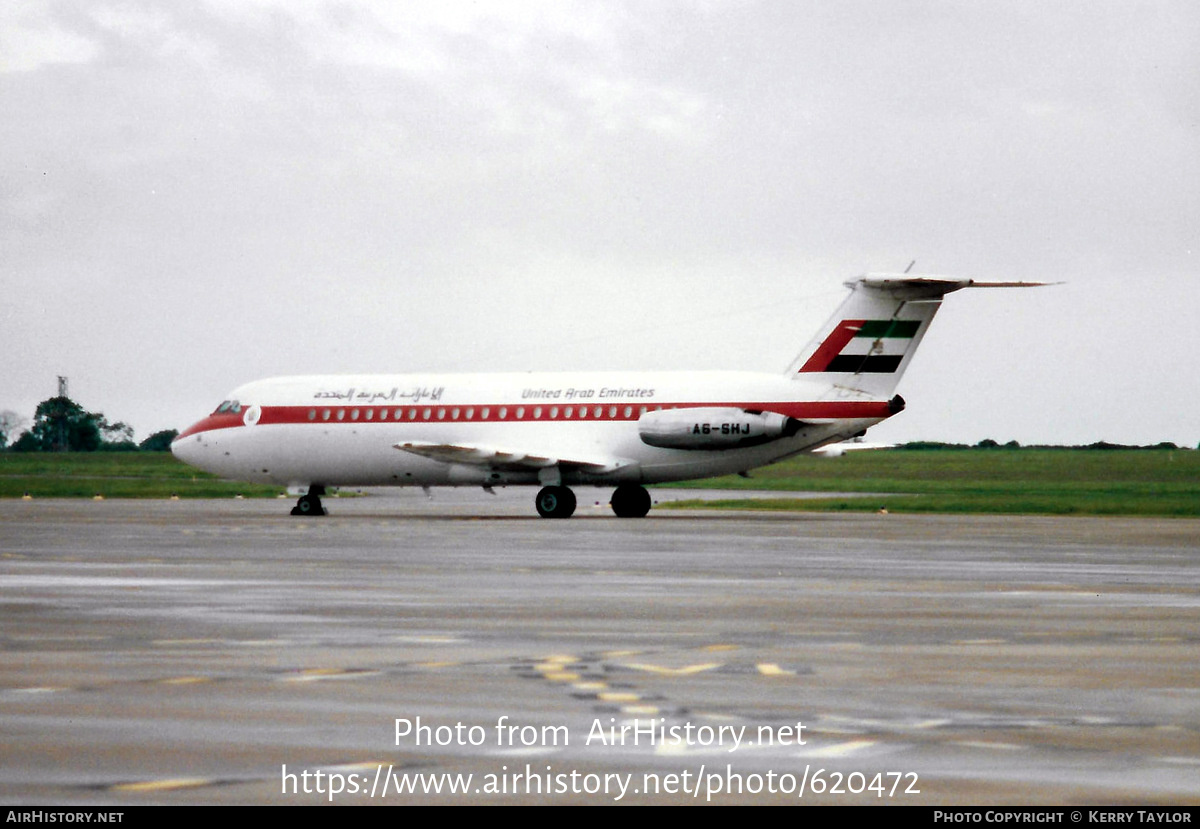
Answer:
[[638, 407, 800, 450]]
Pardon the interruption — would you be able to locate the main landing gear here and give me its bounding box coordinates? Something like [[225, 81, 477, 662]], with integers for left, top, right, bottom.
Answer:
[[533, 484, 653, 519], [535, 486, 576, 519], [610, 484, 652, 518], [291, 485, 328, 516]]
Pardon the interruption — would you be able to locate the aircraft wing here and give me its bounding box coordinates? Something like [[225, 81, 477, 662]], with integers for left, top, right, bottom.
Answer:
[[394, 441, 631, 474]]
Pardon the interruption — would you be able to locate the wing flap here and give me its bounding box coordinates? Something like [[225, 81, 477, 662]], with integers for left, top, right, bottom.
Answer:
[[395, 440, 629, 474]]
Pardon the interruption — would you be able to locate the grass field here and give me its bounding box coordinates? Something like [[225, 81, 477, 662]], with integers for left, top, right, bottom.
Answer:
[[662, 448, 1200, 517], [1, 449, 1197, 516], [0, 453, 283, 499]]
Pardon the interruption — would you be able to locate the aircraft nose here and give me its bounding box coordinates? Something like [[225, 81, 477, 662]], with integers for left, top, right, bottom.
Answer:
[[170, 428, 201, 465]]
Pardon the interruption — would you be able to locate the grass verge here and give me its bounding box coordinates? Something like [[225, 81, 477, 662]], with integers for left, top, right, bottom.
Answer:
[[658, 448, 1200, 517], [0, 453, 284, 499]]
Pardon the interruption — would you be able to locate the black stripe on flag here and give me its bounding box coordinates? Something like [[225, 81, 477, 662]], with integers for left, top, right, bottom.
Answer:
[[823, 355, 905, 373]]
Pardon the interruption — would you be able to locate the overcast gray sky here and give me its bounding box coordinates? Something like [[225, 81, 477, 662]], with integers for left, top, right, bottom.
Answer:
[[3, 1, 1198, 446]]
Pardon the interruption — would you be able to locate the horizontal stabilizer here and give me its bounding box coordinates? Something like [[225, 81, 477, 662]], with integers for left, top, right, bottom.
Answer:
[[854, 274, 1057, 296]]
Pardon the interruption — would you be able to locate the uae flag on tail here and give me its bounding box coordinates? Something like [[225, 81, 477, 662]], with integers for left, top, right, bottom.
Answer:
[[799, 319, 921, 374]]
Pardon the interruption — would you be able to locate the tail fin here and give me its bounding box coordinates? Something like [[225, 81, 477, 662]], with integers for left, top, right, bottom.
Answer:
[[788, 274, 1047, 398]]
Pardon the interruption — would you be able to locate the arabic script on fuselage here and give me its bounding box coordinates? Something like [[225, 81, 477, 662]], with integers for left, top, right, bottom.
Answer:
[[313, 386, 445, 404]]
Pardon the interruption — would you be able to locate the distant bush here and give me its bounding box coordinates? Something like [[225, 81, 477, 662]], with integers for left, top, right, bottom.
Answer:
[[139, 430, 179, 452], [97, 441, 140, 452], [897, 442, 970, 450], [899, 441, 1185, 451]]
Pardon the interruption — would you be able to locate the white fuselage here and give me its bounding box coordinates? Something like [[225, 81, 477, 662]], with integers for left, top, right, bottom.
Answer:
[[171, 370, 893, 489]]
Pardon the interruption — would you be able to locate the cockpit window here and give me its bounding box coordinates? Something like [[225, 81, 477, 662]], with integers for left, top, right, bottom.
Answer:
[[214, 400, 242, 414]]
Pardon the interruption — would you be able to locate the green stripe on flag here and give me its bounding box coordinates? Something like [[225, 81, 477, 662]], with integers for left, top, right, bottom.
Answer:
[[856, 320, 921, 338]]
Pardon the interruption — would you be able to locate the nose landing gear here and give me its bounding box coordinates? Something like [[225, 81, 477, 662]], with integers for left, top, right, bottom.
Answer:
[[291, 485, 328, 516]]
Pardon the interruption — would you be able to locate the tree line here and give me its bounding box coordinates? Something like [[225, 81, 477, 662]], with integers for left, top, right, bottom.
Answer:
[[0, 396, 177, 452]]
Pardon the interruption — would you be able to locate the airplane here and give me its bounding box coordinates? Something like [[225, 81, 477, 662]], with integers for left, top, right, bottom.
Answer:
[[172, 274, 1043, 518]]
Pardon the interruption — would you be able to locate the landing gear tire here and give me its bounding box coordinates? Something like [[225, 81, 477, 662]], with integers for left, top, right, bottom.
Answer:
[[535, 486, 576, 519], [290, 486, 327, 516], [610, 484, 651, 518]]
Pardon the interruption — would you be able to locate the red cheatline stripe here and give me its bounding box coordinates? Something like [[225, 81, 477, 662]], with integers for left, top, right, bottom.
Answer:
[[176, 412, 246, 440], [176, 400, 894, 438], [798, 319, 865, 373]]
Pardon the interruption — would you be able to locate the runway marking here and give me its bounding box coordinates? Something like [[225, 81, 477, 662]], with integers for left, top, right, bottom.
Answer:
[[597, 692, 641, 702], [322, 761, 391, 772], [755, 663, 794, 676], [415, 661, 460, 668], [953, 740, 1025, 751], [798, 739, 876, 758], [621, 662, 722, 676], [541, 671, 580, 681], [622, 705, 660, 715], [912, 719, 952, 729], [819, 714, 952, 732], [495, 747, 562, 757], [1159, 756, 1200, 766], [9, 686, 68, 694], [283, 668, 380, 682], [159, 676, 212, 685], [572, 682, 608, 691], [112, 777, 214, 793], [702, 644, 739, 652]]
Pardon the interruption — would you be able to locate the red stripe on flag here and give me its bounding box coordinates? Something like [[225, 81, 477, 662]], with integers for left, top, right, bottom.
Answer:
[[798, 319, 864, 373]]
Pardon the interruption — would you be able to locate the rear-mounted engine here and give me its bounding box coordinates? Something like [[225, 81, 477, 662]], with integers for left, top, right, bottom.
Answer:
[[638, 407, 801, 450]]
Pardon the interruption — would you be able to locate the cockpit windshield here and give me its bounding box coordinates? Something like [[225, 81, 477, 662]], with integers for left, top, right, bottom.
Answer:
[[213, 400, 242, 414]]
